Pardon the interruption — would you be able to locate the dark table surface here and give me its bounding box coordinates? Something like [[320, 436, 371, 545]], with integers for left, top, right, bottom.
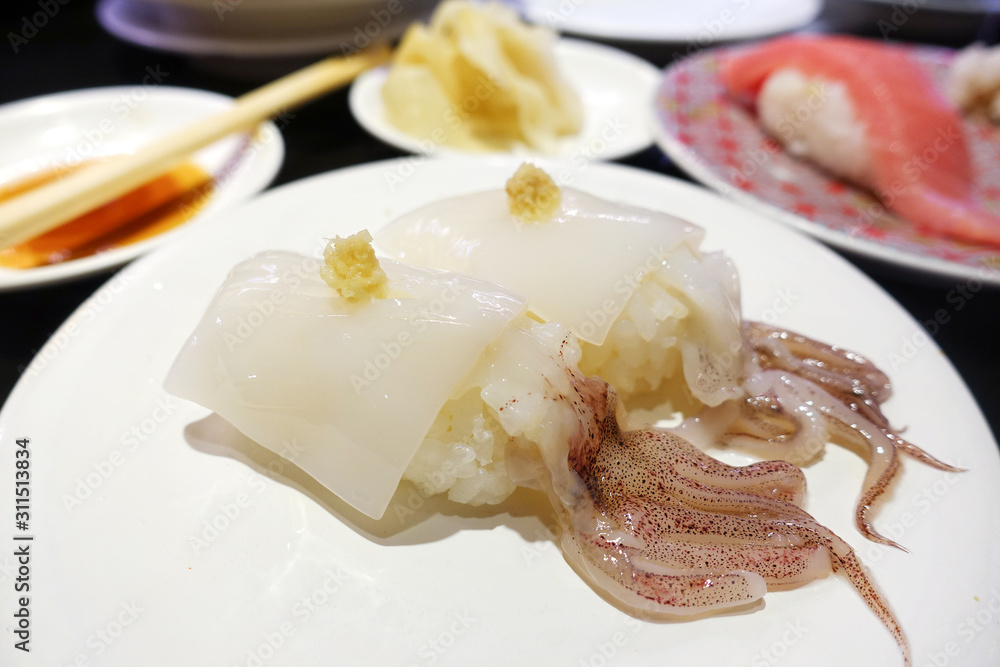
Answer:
[[0, 0, 997, 448]]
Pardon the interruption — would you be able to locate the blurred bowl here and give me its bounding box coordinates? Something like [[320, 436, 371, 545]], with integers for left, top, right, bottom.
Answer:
[[97, 0, 438, 59]]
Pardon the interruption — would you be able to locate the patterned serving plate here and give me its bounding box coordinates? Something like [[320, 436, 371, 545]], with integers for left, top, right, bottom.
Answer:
[[653, 44, 1000, 285]]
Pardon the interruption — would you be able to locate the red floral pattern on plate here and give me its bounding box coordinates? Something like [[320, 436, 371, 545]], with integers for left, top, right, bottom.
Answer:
[[654, 45, 1000, 282]]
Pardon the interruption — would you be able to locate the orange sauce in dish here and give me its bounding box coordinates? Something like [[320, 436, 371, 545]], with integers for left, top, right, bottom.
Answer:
[[0, 160, 214, 269]]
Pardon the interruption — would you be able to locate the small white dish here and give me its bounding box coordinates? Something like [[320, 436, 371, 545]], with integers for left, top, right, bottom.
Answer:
[[97, 0, 438, 58], [512, 0, 823, 44], [0, 86, 283, 291], [348, 38, 660, 160]]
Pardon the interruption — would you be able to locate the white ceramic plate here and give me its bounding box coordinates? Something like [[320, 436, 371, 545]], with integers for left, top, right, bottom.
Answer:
[[349, 39, 660, 160], [511, 0, 822, 44], [97, 0, 438, 58], [1, 157, 997, 667], [0, 86, 283, 291]]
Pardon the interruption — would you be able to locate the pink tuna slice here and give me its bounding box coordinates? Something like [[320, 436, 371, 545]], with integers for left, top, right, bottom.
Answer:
[[721, 35, 1000, 248]]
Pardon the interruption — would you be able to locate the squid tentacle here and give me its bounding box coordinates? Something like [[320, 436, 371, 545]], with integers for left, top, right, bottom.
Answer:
[[745, 321, 960, 474], [527, 375, 910, 664], [499, 330, 914, 664], [697, 321, 962, 550]]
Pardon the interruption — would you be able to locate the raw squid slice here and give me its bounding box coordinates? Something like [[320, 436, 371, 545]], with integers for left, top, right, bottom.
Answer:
[[721, 35, 1000, 247], [376, 166, 744, 408], [165, 250, 525, 519]]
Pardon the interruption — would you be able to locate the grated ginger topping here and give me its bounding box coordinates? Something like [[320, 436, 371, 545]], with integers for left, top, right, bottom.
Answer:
[[321, 230, 389, 302], [506, 163, 561, 222]]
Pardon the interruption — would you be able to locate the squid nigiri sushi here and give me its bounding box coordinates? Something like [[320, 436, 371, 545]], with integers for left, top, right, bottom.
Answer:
[[165, 232, 530, 518], [721, 35, 1000, 247], [164, 232, 910, 661], [376, 164, 745, 414]]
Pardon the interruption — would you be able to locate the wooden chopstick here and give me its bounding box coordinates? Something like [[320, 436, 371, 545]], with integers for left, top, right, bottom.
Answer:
[[0, 43, 391, 251]]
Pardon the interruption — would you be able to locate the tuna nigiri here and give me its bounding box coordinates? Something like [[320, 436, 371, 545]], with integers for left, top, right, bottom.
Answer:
[[721, 35, 1000, 247]]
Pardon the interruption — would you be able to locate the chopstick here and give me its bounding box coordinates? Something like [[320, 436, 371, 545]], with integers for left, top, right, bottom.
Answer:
[[0, 43, 391, 251]]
